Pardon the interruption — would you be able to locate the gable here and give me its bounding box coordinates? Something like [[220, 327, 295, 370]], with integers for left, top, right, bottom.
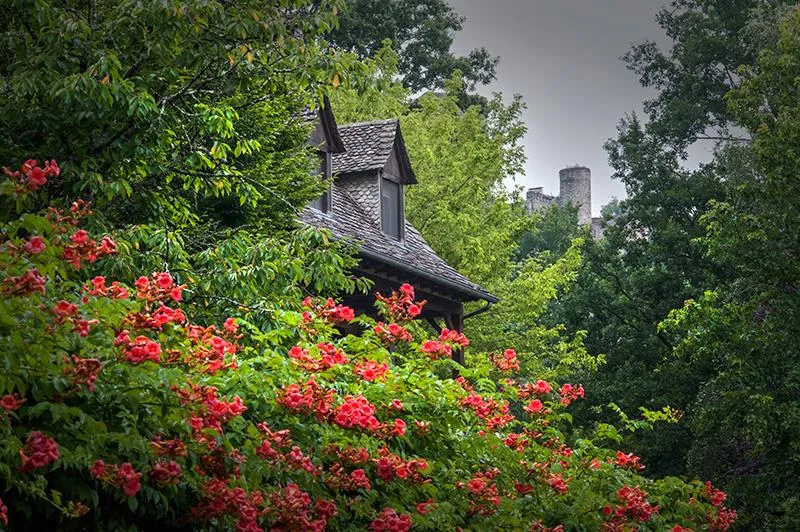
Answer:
[[332, 120, 416, 184]]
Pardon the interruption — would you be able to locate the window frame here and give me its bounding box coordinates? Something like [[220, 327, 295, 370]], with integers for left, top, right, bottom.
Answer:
[[380, 174, 404, 241], [309, 151, 332, 214]]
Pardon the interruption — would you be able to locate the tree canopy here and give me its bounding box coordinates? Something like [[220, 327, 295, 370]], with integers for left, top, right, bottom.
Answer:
[[328, 0, 499, 93]]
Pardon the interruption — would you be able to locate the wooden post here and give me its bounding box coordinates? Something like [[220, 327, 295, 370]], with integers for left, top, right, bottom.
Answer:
[[445, 312, 465, 366]]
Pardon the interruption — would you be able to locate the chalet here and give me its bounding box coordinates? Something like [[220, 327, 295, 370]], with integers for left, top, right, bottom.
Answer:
[[300, 104, 497, 363]]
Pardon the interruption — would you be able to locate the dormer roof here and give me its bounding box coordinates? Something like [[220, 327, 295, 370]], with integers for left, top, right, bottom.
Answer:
[[301, 96, 345, 154], [333, 119, 417, 184]]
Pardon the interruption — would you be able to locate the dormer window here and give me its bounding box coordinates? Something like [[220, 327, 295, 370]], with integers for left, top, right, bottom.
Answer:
[[309, 152, 332, 213], [381, 177, 403, 240]]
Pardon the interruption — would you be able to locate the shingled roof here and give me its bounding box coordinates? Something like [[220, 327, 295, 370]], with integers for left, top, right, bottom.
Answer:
[[333, 120, 416, 184], [300, 185, 497, 303]]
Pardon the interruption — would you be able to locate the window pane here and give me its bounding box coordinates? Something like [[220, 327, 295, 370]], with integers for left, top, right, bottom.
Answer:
[[381, 179, 401, 239]]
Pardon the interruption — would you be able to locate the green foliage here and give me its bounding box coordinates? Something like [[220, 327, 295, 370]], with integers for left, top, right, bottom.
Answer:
[[658, 9, 800, 528], [468, 238, 602, 380], [328, 0, 498, 93], [331, 45, 592, 384], [0, 0, 358, 230], [516, 203, 581, 263], [623, 0, 794, 149]]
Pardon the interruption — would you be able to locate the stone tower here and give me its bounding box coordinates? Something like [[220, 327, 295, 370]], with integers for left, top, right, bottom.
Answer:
[[558, 166, 592, 226]]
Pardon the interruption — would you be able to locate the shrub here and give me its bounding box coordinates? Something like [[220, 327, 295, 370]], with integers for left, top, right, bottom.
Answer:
[[0, 160, 735, 530]]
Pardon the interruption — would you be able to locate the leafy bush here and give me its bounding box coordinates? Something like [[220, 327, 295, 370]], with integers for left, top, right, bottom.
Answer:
[[0, 160, 736, 530]]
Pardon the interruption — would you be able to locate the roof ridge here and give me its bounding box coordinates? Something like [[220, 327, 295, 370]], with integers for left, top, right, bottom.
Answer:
[[337, 118, 398, 129]]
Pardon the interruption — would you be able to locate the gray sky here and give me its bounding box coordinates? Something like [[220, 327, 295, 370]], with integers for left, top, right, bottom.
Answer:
[[449, 0, 669, 215]]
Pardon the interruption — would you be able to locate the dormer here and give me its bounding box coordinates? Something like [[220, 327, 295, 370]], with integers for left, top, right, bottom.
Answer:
[[331, 119, 416, 240]]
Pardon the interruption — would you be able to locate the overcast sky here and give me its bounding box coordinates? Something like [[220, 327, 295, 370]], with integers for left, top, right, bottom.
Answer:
[[449, 0, 670, 215]]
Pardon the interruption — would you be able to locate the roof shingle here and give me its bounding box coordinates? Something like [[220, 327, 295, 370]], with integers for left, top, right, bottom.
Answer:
[[332, 119, 399, 175]]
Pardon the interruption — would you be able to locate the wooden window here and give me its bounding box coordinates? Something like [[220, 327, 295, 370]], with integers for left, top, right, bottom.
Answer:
[[309, 152, 332, 213], [381, 177, 402, 239]]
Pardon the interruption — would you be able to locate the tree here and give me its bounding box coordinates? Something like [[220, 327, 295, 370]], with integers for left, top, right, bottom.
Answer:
[[0, 0, 357, 230], [329, 0, 499, 93], [548, 1, 800, 482], [516, 204, 580, 263], [623, 0, 794, 150], [661, 10, 800, 528], [0, 0, 374, 328]]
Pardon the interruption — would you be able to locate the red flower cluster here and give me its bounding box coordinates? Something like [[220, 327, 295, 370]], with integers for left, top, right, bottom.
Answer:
[[503, 432, 532, 453], [518, 379, 553, 398], [524, 399, 546, 415], [369, 507, 412, 532], [53, 299, 78, 322], [176, 385, 247, 455], [85, 275, 130, 299], [52, 299, 98, 337], [375, 447, 428, 484], [419, 339, 452, 359], [150, 460, 182, 485], [255, 422, 293, 462], [62, 228, 117, 270], [2, 268, 46, 296], [116, 332, 162, 364], [491, 348, 520, 372], [90, 460, 143, 496], [333, 395, 381, 431], [375, 283, 425, 323], [302, 296, 355, 325], [278, 378, 336, 420], [0, 495, 7, 527], [18, 431, 59, 472], [184, 323, 239, 373], [615, 451, 645, 471], [603, 485, 658, 527], [0, 393, 25, 412], [702, 481, 727, 507], [267, 483, 335, 531], [458, 469, 502, 515], [416, 499, 435, 515], [374, 322, 413, 343], [23, 235, 46, 255], [354, 359, 391, 381], [460, 390, 515, 431], [286, 445, 319, 475], [289, 343, 349, 372], [2, 159, 59, 192], [134, 272, 185, 304], [421, 328, 470, 360], [189, 478, 267, 531], [546, 472, 569, 495], [439, 327, 470, 347], [151, 436, 188, 458], [708, 507, 737, 531], [64, 355, 102, 392], [558, 383, 585, 406]]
